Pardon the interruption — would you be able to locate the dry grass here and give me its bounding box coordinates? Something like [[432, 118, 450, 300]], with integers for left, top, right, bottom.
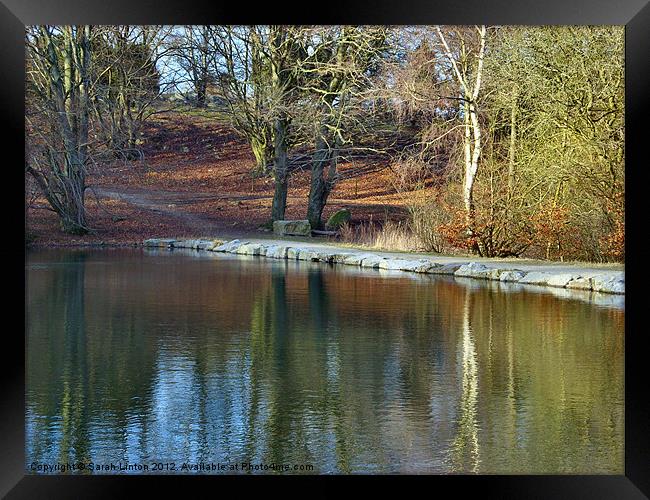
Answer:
[[337, 219, 424, 253]]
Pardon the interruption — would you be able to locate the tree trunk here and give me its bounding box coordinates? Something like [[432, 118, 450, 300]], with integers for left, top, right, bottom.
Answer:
[[307, 175, 328, 230], [125, 120, 139, 160], [271, 175, 288, 221], [60, 211, 87, 235], [250, 136, 270, 174], [307, 135, 333, 230], [60, 173, 87, 234], [195, 78, 207, 108], [437, 25, 486, 254], [463, 99, 475, 233], [507, 84, 518, 194], [271, 117, 289, 221], [36, 25, 91, 235], [462, 98, 481, 240]]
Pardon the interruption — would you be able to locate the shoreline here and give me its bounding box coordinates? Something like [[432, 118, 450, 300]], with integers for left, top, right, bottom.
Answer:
[[138, 236, 625, 295]]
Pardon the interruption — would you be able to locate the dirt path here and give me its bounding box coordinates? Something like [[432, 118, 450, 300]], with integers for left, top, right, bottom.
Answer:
[[92, 186, 260, 238], [93, 186, 221, 230]]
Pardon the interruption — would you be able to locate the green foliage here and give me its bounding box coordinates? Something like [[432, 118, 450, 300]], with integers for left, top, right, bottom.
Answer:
[[486, 26, 625, 261], [394, 26, 624, 261]]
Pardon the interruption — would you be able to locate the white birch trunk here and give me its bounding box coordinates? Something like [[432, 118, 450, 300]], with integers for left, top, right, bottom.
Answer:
[[437, 26, 486, 242]]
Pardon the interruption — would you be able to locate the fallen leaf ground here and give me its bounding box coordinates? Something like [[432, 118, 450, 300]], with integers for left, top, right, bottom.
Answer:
[[26, 108, 409, 247]]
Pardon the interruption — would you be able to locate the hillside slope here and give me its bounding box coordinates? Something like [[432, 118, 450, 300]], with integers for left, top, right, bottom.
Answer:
[[26, 109, 408, 246]]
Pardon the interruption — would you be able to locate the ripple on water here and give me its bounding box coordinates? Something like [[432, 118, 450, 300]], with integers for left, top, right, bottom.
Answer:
[[25, 249, 624, 474]]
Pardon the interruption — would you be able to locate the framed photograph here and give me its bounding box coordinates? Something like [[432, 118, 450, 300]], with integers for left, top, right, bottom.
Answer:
[[5, 0, 648, 497]]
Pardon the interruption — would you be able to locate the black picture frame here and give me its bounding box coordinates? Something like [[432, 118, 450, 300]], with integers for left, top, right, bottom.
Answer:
[[5, 0, 649, 497]]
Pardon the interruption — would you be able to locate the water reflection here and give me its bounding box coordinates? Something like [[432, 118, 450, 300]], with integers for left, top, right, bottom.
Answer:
[[26, 249, 624, 474], [450, 288, 480, 472]]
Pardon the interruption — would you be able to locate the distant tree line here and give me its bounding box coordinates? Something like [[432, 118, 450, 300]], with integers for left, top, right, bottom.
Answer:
[[25, 25, 624, 262]]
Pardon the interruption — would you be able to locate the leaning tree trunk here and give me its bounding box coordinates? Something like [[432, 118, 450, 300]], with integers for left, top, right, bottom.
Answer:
[[250, 135, 273, 174], [60, 177, 87, 234], [307, 135, 335, 230]]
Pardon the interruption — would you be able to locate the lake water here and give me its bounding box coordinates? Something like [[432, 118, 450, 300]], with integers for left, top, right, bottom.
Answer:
[[25, 249, 624, 474]]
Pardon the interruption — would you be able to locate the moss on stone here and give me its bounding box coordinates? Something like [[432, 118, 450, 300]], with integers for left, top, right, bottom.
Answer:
[[326, 209, 351, 229]]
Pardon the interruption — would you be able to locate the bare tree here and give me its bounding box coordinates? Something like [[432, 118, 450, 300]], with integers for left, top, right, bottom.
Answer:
[[92, 26, 171, 160], [26, 25, 93, 234], [265, 25, 307, 221], [207, 26, 275, 173], [207, 25, 306, 221], [294, 26, 389, 229], [435, 26, 487, 245], [168, 26, 213, 107]]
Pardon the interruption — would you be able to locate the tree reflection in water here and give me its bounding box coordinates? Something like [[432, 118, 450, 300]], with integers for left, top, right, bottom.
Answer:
[[26, 250, 624, 474], [450, 287, 480, 472]]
